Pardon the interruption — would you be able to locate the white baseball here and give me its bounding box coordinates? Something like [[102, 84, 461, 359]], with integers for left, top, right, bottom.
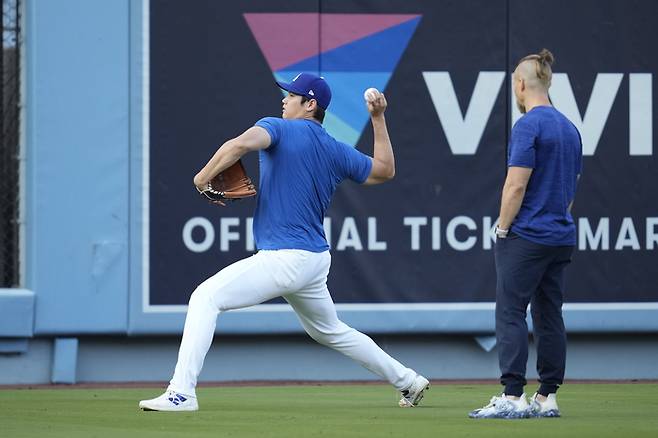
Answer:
[[364, 87, 380, 102]]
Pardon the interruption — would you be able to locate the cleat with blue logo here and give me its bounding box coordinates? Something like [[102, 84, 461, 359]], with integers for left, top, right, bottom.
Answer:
[[398, 375, 430, 407], [139, 390, 199, 412], [529, 393, 561, 418], [468, 393, 530, 419]]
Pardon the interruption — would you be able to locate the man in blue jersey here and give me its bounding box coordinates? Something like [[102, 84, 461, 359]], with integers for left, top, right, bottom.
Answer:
[[139, 73, 429, 411], [469, 50, 582, 419]]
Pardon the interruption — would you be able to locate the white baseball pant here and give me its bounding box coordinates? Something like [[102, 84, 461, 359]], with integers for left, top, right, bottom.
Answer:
[[168, 249, 417, 397]]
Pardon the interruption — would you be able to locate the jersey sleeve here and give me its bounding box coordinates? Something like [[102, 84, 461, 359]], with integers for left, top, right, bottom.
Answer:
[[254, 117, 283, 148], [508, 116, 538, 168], [335, 142, 373, 184]]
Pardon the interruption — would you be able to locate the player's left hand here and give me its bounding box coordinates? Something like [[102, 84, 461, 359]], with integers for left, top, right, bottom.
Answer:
[[195, 159, 257, 207]]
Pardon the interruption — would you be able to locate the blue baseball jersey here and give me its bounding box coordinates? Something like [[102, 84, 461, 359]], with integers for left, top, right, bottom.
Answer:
[[253, 117, 372, 252], [508, 106, 583, 246]]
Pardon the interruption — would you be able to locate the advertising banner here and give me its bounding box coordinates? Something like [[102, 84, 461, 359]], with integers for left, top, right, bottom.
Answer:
[[147, 0, 657, 307]]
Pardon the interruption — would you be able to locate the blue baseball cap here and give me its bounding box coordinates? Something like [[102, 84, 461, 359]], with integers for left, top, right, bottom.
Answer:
[[276, 73, 332, 110]]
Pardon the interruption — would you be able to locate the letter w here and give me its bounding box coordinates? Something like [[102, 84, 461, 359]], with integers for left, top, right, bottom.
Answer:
[[423, 71, 505, 155]]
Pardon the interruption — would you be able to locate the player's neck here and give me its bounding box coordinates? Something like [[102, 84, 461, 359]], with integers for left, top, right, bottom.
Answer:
[[301, 114, 321, 124], [524, 94, 552, 113]]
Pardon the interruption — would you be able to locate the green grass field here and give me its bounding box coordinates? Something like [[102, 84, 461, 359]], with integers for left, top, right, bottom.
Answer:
[[1, 383, 657, 437]]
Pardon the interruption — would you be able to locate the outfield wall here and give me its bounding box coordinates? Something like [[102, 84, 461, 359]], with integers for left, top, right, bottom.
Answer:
[[1, 0, 657, 384], [3, 334, 658, 385]]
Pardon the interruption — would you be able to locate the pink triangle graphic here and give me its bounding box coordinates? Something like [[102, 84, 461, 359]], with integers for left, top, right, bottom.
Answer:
[[244, 13, 320, 72], [244, 13, 420, 71]]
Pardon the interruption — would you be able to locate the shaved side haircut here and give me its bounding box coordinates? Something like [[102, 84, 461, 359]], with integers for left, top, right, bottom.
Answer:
[[516, 49, 555, 90]]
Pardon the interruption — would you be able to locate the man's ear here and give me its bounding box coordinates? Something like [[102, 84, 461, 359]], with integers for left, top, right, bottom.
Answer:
[[306, 99, 318, 113]]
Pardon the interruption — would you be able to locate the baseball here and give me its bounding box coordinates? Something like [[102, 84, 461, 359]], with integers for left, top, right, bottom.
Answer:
[[364, 87, 380, 102]]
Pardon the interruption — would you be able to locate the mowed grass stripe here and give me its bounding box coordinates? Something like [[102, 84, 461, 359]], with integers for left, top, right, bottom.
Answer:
[[1, 384, 657, 437]]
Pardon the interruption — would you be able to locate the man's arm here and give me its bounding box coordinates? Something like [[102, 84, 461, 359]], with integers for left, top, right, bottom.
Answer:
[[364, 92, 395, 185], [567, 174, 581, 213], [193, 126, 271, 188], [497, 166, 533, 231]]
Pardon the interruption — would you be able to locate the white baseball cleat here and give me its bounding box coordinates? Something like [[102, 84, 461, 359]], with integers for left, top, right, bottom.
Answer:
[[468, 393, 530, 419], [529, 392, 561, 418], [139, 390, 199, 412], [398, 375, 430, 407]]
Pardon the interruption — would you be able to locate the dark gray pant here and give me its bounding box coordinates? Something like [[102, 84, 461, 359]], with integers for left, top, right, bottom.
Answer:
[[495, 233, 574, 397]]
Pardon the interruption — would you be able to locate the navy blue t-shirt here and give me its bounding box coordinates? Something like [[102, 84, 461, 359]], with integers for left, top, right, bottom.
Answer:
[[508, 106, 582, 246], [253, 117, 372, 252]]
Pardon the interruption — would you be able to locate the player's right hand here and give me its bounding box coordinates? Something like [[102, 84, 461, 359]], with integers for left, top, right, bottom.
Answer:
[[366, 90, 387, 117]]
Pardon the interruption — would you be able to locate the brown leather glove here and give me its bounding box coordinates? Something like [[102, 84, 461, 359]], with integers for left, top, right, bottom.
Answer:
[[196, 159, 257, 206]]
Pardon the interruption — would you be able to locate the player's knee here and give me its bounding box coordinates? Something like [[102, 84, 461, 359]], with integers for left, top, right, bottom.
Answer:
[[306, 324, 351, 347], [302, 326, 333, 346], [303, 328, 326, 345], [188, 284, 214, 309]]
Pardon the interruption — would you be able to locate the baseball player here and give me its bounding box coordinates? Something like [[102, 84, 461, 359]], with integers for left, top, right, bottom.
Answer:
[[139, 73, 429, 411], [469, 49, 582, 419]]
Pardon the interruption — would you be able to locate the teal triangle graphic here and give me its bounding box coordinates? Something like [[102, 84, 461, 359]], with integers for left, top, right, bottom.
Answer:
[[323, 111, 362, 146], [264, 15, 421, 146]]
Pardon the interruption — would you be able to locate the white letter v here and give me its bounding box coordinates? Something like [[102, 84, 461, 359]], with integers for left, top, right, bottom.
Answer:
[[423, 71, 505, 155]]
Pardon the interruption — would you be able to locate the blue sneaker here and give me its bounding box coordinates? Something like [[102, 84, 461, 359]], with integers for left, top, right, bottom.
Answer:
[[468, 394, 530, 419], [529, 393, 561, 418]]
